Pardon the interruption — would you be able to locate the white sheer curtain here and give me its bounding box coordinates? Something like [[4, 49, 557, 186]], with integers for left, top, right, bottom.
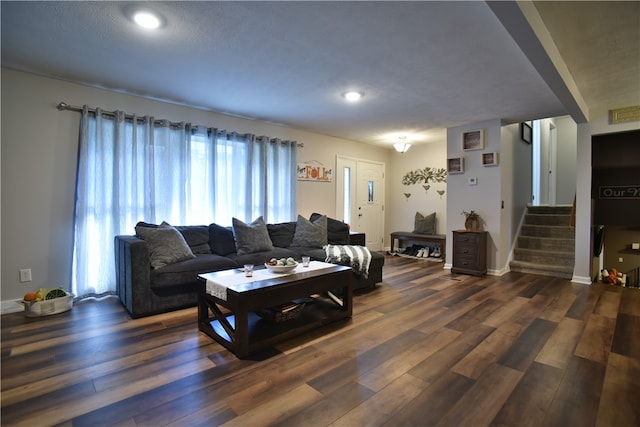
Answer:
[[72, 106, 297, 298]]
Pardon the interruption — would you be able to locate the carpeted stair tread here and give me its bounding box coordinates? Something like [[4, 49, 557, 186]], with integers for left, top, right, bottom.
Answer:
[[524, 214, 572, 226], [517, 236, 574, 251], [526, 205, 573, 215], [520, 224, 575, 239], [513, 247, 575, 265], [509, 260, 574, 279], [510, 205, 575, 279]]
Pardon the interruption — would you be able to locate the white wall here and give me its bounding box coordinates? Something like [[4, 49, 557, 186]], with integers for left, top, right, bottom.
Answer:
[[446, 119, 504, 272], [555, 116, 577, 205], [501, 122, 532, 268], [386, 139, 448, 242], [0, 69, 390, 302]]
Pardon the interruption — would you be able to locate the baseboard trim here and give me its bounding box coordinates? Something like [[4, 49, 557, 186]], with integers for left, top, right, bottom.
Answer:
[[571, 275, 593, 285], [444, 263, 452, 270], [488, 267, 509, 276], [1, 299, 25, 315]]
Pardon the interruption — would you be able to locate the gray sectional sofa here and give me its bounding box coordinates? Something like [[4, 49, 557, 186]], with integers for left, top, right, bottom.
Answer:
[[115, 213, 384, 318]]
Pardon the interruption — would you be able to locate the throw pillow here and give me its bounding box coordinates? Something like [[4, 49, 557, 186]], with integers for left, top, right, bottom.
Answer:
[[413, 211, 436, 235], [209, 223, 237, 255], [291, 214, 328, 248], [267, 222, 296, 248], [310, 212, 349, 245], [174, 224, 212, 255], [232, 216, 274, 255], [135, 223, 196, 269]]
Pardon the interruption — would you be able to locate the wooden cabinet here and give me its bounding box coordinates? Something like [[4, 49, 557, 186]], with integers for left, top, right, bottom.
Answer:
[[452, 230, 487, 276]]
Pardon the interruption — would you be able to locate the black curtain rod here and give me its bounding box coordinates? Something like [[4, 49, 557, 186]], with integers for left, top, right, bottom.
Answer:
[[56, 102, 303, 147]]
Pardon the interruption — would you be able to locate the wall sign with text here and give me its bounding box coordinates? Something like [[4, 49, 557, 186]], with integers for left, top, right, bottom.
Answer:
[[599, 185, 640, 199], [297, 161, 333, 182]]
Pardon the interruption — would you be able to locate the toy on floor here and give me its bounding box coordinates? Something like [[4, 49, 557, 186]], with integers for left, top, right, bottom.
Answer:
[[602, 268, 626, 286]]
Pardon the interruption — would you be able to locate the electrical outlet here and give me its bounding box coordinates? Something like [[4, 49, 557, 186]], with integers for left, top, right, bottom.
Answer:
[[632, 243, 640, 250], [19, 269, 32, 282], [618, 257, 624, 263]]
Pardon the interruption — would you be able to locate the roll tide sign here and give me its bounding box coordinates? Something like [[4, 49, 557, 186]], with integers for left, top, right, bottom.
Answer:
[[599, 185, 640, 199]]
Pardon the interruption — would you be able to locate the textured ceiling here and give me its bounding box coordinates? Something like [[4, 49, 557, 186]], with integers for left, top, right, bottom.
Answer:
[[1, 1, 638, 148]]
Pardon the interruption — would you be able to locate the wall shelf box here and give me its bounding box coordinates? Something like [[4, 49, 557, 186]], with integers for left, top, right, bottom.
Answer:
[[447, 157, 464, 174], [462, 129, 484, 151], [482, 152, 498, 166]]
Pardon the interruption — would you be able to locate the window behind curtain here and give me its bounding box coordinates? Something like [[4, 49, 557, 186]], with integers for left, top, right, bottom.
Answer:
[[72, 108, 297, 298]]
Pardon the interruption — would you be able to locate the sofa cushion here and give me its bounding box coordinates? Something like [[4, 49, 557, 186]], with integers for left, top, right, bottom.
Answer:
[[232, 216, 274, 255], [209, 223, 237, 256], [150, 254, 238, 288], [135, 223, 196, 269], [291, 214, 327, 248], [290, 247, 326, 261], [413, 211, 436, 235], [175, 225, 212, 254], [267, 222, 296, 248], [311, 213, 349, 245]]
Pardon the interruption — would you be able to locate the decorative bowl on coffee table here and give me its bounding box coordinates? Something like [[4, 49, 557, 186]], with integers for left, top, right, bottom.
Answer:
[[265, 262, 298, 273]]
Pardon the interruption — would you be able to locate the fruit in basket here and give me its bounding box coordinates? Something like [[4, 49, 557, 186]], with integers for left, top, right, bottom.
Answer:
[[45, 288, 67, 300], [266, 257, 298, 268], [35, 288, 47, 302], [23, 292, 37, 302]]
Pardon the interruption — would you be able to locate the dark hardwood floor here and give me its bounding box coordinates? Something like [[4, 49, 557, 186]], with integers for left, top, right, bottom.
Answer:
[[2, 255, 639, 426]]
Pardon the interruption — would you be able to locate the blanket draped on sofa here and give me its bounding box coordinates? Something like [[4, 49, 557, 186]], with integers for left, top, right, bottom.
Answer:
[[324, 244, 371, 279]]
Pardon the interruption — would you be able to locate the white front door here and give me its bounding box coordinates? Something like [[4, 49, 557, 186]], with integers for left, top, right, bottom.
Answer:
[[336, 156, 385, 251]]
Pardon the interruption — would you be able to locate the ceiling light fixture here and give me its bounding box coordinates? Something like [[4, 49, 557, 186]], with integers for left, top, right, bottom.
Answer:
[[342, 91, 363, 102], [133, 11, 162, 29], [394, 136, 411, 153]]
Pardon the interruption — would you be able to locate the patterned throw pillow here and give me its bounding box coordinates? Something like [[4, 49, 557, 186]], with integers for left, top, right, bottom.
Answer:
[[232, 216, 274, 255], [135, 223, 196, 269], [291, 214, 328, 248], [413, 212, 436, 235]]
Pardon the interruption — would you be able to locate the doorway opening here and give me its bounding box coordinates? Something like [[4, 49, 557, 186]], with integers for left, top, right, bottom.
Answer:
[[336, 156, 385, 251]]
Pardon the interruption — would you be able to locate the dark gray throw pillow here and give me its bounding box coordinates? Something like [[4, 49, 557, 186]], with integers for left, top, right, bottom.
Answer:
[[413, 211, 436, 235], [172, 223, 212, 255], [209, 223, 237, 255], [267, 222, 296, 248], [310, 212, 349, 245], [291, 214, 328, 248], [232, 216, 274, 255], [135, 223, 196, 269]]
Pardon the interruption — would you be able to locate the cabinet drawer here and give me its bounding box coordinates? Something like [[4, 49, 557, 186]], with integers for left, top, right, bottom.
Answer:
[[455, 255, 478, 267], [454, 243, 476, 255], [454, 234, 481, 245]]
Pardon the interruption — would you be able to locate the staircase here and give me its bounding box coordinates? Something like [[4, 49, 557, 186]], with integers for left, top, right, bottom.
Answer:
[[510, 205, 575, 279]]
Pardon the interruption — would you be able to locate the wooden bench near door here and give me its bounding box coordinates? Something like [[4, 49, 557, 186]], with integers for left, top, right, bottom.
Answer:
[[390, 231, 446, 260]]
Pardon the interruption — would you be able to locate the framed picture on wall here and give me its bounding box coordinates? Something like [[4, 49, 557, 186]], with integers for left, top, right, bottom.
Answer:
[[462, 129, 484, 151], [447, 157, 464, 174], [521, 122, 532, 144], [482, 152, 499, 166]]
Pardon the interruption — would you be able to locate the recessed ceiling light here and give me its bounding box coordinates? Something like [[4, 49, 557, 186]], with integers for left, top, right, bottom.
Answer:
[[342, 91, 364, 102], [133, 11, 161, 29]]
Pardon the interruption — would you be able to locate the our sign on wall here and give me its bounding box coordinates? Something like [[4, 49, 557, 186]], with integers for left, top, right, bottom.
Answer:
[[599, 185, 640, 199], [297, 161, 333, 182]]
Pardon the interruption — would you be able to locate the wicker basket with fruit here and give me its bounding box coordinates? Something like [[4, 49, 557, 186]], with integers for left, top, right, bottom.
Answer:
[[21, 288, 74, 317]]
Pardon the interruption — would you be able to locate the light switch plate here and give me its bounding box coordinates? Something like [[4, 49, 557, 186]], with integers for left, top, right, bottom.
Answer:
[[468, 177, 477, 186]]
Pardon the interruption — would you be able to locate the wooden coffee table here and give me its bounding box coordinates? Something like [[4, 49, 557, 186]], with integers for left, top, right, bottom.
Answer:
[[197, 261, 352, 358]]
